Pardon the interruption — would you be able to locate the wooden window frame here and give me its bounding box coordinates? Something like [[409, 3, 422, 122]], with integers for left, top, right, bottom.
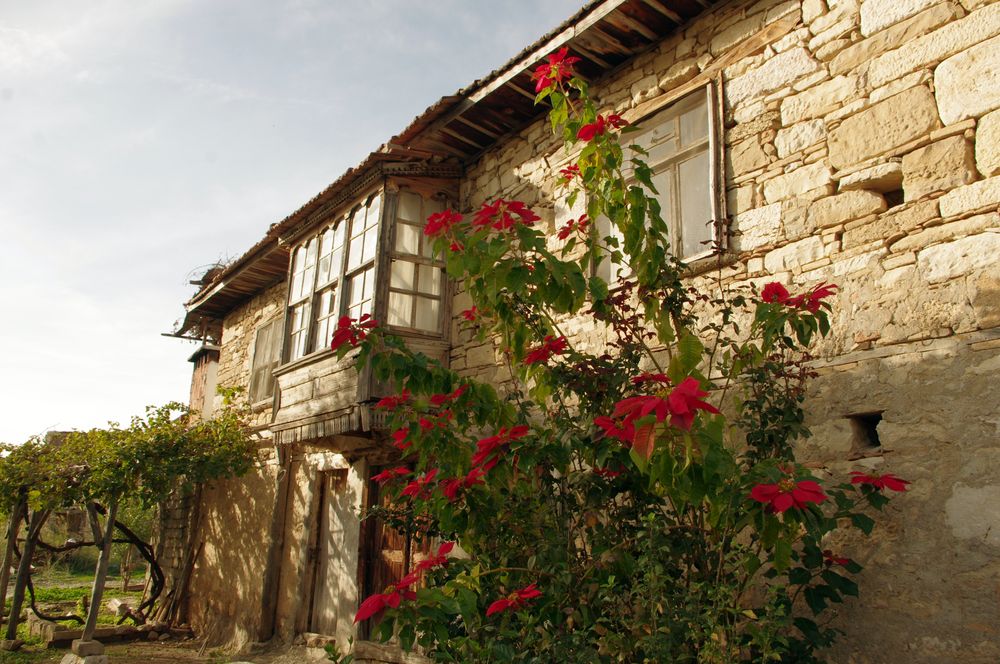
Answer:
[[249, 317, 283, 406]]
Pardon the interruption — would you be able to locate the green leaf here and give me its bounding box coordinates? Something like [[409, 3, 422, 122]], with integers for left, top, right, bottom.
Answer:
[[851, 513, 875, 535]]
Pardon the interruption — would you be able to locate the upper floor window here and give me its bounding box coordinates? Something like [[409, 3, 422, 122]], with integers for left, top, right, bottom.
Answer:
[[287, 193, 382, 362], [387, 192, 446, 334], [597, 83, 723, 283], [249, 317, 282, 403]]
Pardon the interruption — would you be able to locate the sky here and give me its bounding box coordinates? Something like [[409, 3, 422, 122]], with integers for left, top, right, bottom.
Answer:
[[0, 0, 583, 443]]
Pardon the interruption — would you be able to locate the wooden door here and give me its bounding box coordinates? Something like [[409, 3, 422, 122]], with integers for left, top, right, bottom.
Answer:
[[309, 470, 348, 635]]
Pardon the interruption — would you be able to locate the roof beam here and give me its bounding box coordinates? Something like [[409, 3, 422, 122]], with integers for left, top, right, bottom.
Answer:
[[612, 9, 660, 41], [439, 125, 487, 150], [642, 0, 683, 23], [453, 115, 502, 139]]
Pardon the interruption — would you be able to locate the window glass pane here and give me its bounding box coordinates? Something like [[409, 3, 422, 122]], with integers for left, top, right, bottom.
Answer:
[[289, 302, 311, 361], [651, 168, 677, 232], [678, 150, 712, 258], [596, 215, 631, 283], [362, 226, 378, 264], [414, 297, 441, 332], [317, 228, 334, 284], [395, 223, 420, 255], [680, 101, 709, 146], [398, 192, 422, 222], [347, 234, 364, 271], [391, 260, 416, 290], [314, 317, 331, 352], [388, 292, 414, 327], [366, 195, 382, 230], [347, 267, 374, 320], [418, 264, 441, 296]]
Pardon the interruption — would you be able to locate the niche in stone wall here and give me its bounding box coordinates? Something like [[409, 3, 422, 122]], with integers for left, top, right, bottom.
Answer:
[[845, 411, 883, 460]]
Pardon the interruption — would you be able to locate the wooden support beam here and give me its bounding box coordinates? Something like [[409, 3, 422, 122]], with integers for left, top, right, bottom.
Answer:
[[505, 80, 538, 102], [572, 42, 613, 70], [612, 9, 660, 41], [453, 114, 502, 139], [641, 0, 684, 23], [590, 26, 635, 55], [440, 125, 487, 150]]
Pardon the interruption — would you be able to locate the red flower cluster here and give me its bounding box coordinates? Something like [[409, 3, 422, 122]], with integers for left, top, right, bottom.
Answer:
[[354, 541, 456, 623], [472, 199, 540, 231], [822, 549, 851, 567], [440, 467, 486, 502], [375, 389, 411, 410], [391, 427, 411, 451], [559, 164, 581, 181], [461, 306, 479, 322], [577, 113, 628, 142], [471, 425, 530, 471], [486, 583, 543, 617], [761, 281, 838, 313], [750, 477, 828, 513], [330, 314, 377, 351], [354, 570, 419, 623], [523, 335, 569, 365], [371, 466, 410, 484], [429, 384, 468, 407], [401, 468, 439, 499], [530, 47, 580, 93], [592, 466, 622, 479], [557, 214, 590, 240], [631, 373, 671, 387], [850, 471, 910, 492], [424, 209, 463, 238]]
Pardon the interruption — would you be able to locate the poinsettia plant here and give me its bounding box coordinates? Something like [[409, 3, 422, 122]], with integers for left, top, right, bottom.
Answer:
[[331, 49, 907, 663]]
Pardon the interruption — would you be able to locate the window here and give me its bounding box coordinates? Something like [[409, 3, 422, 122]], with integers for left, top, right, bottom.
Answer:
[[249, 318, 282, 403], [286, 192, 382, 362], [597, 84, 722, 283], [387, 192, 446, 334]]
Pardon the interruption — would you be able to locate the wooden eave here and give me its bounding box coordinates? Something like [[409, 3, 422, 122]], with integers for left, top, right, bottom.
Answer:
[[180, 0, 712, 324]]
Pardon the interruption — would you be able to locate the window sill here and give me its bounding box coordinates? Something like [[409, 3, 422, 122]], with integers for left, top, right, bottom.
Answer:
[[680, 249, 739, 279], [273, 346, 358, 377]]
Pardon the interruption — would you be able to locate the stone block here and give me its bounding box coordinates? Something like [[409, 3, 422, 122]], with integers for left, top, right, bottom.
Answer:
[[781, 74, 862, 124], [868, 3, 1000, 88], [763, 236, 827, 272], [976, 109, 1000, 177], [938, 175, 1000, 216], [71, 640, 105, 656], [917, 231, 1000, 283], [657, 59, 699, 92], [901, 135, 978, 201], [726, 47, 821, 108], [710, 14, 764, 55], [775, 119, 825, 158], [860, 0, 939, 36], [838, 162, 903, 192], [728, 110, 781, 144], [764, 162, 834, 203], [934, 34, 1000, 125], [809, 191, 887, 230], [728, 137, 770, 176], [735, 203, 782, 250], [803, 0, 827, 23], [828, 86, 941, 170]]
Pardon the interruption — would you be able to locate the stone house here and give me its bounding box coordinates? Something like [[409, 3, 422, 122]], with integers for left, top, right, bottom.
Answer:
[[168, 0, 1000, 661]]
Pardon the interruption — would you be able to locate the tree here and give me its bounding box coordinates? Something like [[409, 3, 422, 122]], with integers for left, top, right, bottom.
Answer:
[[331, 50, 909, 662]]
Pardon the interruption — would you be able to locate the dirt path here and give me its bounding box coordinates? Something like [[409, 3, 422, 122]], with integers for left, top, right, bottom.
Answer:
[[0, 642, 332, 663]]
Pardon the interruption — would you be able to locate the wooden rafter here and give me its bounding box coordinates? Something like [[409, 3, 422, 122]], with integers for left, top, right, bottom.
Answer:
[[453, 115, 502, 139], [612, 9, 660, 41], [641, 0, 683, 23], [439, 126, 486, 150]]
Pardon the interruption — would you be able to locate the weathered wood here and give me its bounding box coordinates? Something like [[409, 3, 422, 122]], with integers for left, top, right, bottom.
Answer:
[[81, 500, 119, 642], [5, 508, 49, 641], [259, 452, 294, 641], [0, 499, 25, 617]]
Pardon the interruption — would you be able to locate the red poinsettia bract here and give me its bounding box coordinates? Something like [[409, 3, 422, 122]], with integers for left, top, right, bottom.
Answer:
[[424, 209, 464, 238], [750, 478, 828, 513], [823, 549, 851, 567], [391, 427, 411, 451], [530, 47, 581, 93], [577, 113, 628, 142], [330, 314, 377, 351], [401, 468, 439, 499], [850, 471, 910, 492], [761, 281, 838, 313], [415, 541, 455, 573], [354, 570, 420, 623], [375, 389, 412, 410], [429, 384, 468, 407], [557, 214, 590, 240], [523, 335, 569, 365], [371, 466, 410, 484], [461, 306, 479, 322], [486, 583, 543, 617], [472, 199, 540, 231]]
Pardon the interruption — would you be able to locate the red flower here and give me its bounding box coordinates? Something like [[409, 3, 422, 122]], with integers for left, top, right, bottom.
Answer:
[[392, 427, 411, 450], [666, 377, 721, 431], [788, 282, 838, 313], [471, 426, 530, 469], [559, 164, 581, 181], [577, 113, 627, 142], [416, 541, 455, 573], [486, 583, 542, 617], [449, 241, 464, 252], [472, 199, 540, 231], [375, 389, 411, 410], [557, 214, 590, 240], [354, 572, 420, 623], [531, 47, 581, 92], [850, 471, 910, 492], [461, 307, 479, 322], [401, 468, 439, 498], [430, 384, 468, 407], [419, 418, 435, 431], [594, 415, 636, 443], [523, 335, 569, 365], [761, 282, 791, 304], [822, 550, 851, 567], [750, 478, 828, 513], [330, 314, 377, 351], [424, 209, 463, 238], [593, 466, 622, 479], [371, 466, 410, 484]]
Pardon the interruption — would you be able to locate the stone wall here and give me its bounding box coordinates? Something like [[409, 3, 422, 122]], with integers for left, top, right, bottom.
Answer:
[[216, 282, 287, 427], [453, 0, 1000, 660]]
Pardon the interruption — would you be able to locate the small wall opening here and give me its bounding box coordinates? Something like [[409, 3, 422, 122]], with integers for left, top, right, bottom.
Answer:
[[847, 411, 883, 459], [883, 188, 904, 208]]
